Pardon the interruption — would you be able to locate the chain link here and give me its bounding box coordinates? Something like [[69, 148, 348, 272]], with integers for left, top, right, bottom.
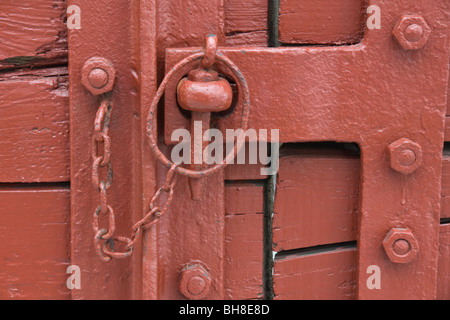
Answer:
[[92, 95, 179, 262]]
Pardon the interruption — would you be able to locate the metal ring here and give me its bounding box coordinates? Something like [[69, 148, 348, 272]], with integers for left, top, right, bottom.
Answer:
[[102, 236, 134, 259], [147, 52, 250, 179]]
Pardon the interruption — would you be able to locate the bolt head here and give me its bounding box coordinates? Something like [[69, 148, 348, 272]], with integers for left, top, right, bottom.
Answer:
[[383, 228, 419, 264], [81, 57, 116, 95], [404, 24, 424, 43], [393, 239, 411, 256], [387, 138, 422, 174], [393, 15, 431, 50], [178, 263, 211, 300], [88, 68, 109, 89]]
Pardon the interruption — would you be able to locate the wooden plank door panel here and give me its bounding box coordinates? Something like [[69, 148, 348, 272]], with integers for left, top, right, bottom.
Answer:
[[278, 0, 367, 45], [0, 0, 67, 70], [274, 247, 357, 300], [273, 144, 360, 251], [273, 144, 359, 300], [0, 68, 69, 183], [0, 0, 70, 301], [0, 187, 70, 300], [225, 182, 264, 300], [224, 0, 268, 46]]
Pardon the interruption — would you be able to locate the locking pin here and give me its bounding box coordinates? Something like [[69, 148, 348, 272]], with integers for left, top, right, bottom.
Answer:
[[176, 34, 233, 200]]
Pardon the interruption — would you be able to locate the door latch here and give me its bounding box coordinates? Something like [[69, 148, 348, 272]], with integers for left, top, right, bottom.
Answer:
[[87, 34, 251, 262]]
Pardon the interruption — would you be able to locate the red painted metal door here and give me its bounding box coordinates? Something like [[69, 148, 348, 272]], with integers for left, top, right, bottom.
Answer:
[[1, 0, 449, 300]]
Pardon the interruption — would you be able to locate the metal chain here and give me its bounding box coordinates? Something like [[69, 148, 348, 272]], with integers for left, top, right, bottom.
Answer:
[[92, 95, 179, 262]]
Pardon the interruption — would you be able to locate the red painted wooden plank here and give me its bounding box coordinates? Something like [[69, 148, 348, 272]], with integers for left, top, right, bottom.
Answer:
[[224, 0, 268, 34], [225, 213, 263, 300], [224, 0, 267, 46], [0, 0, 67, 69], [0, 187, 70, 300], [225, 183, 264, 215], [438, 223, 450, 300], [273, 247, 357, 300], [224, 183, 264, 300], [278, 0, 366, 45], [0, 68, 69, 183], [224, 144, 268, 181], [225, 31, 268, 47], [273, 145, 360, 252], [225, 163, 268, 181], [157, 0, 226, 69]]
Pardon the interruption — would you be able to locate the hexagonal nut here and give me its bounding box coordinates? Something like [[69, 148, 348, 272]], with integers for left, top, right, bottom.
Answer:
[[81, 57, 116, 95], [387, 138, 422, 174], [178, 263, 211, 300], [383, 228, 419, 264], [393, 15, 431, 50]]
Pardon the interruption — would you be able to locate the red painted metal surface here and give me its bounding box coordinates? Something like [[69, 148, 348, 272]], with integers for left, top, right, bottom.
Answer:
[[68, 0, 144, 299], [164, 1, 450, 300]]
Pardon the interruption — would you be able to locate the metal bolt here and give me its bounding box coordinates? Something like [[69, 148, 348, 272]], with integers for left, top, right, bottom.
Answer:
[[387, 138, 422, 174], [81, 57, 116, 95], [393, 15, 431, 50], [383, 228, 419, 264], [88, 68, 109, 89], [392, 239, 411, 256], [187, 276, 206, 295], [404, 24, 424, 43], [397, 149, 416, 167], [178, 263, 211, 300]]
